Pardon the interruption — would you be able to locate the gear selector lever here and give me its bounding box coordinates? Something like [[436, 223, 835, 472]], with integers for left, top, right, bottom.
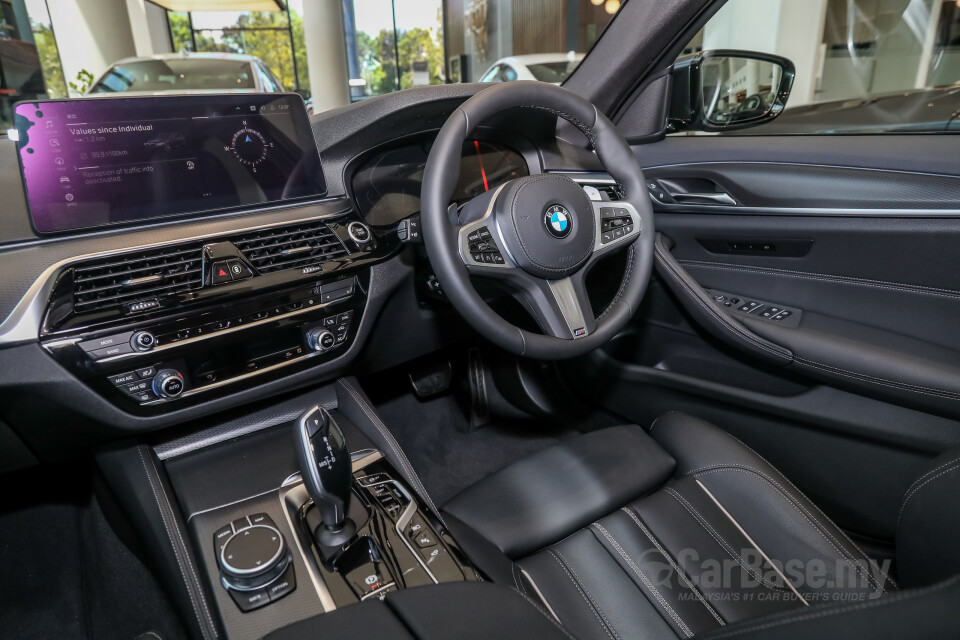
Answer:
[[294, 406, 356, 546]]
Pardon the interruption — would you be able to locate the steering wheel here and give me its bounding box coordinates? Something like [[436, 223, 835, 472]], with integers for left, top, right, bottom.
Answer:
[[422, 82, 655, 360]]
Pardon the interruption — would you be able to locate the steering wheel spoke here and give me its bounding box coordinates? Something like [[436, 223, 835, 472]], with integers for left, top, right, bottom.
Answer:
[[512, 271, 596, 340]]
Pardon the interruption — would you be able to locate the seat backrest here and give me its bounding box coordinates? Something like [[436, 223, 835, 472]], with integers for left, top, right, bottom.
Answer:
[[896, 446, 960, 587]]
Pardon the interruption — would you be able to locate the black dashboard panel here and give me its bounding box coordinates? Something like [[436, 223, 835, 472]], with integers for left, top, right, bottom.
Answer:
[[351, 138, 528, 226]]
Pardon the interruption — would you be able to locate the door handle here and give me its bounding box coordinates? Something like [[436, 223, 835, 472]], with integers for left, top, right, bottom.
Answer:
[[672, 192, 737, 205]]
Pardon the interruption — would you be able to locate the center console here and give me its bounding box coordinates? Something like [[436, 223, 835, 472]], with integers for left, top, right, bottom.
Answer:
[[149, 389, 479, 640]]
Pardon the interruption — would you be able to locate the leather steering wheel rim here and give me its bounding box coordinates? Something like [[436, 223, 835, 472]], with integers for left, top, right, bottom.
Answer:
[[422, 81, 655, 360]]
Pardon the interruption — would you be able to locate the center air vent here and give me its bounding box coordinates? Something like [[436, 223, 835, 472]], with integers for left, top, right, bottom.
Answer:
[[231, 220, 349, 274], [72, 243, 205, 314]]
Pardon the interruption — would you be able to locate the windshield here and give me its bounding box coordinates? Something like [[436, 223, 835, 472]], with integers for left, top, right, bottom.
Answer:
[[527, 61, 582, 83], [1, 0, 621, 134], [89, 59, 256, 93]]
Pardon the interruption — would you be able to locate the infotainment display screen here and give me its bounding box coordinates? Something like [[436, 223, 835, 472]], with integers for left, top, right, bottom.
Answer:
[[13, 93, 325, 234]]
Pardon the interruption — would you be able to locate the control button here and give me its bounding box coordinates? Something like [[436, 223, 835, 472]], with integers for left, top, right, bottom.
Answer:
[[229, 587, 270, 612], [413, 531, 437, 549], [89, 342, 135, 360], [713, 295, 727, 302], [122, 379, 152, 395], [108, 371, 138, 386], [362, 583, 397, 601], [335, 332, 348, 345], [337, 311, 353, 323], [232, 516, 252, 532], [613, 228, 625, 239], [211, 261, 233, 284], [136, 366, 156, 379], [130, 390, 159, 403], [207, 319, 231, 331], [738, 301, 763, 313], [79, 332, 133, 353], [467, 229, 482, 244], [405, 516, 427, 538], [406, 217, 422, 243], [214, 525, 234, 554], [267, 563, 296, 602], [760, 307, 781, 319], [131, 331, 156, 352], [248, 310, 269, 321], [772, 310, 792, 321], [249, 513, 275, 527], [287, 301, 304, 311], [152, 369, 185, 399], [347, 221, 372, 244], [306, 328, 336, 352], [358, 473, 390, 486], [322, 316, 337, 328], [470, 252, 484, 263], [601, 231, 613, 244], [397, 219, 409, 241], [227, 259, 252, 279]]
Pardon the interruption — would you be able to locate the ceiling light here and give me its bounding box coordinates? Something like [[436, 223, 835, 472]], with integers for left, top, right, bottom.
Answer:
[[605, 0, 621, 14], [591, 0, 603, 5]]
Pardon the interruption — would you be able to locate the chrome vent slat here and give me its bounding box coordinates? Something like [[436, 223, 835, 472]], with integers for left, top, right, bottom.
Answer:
[[71, 242, 206, 314], [233, 220, 349, 274], [74, 258, 202, 284]]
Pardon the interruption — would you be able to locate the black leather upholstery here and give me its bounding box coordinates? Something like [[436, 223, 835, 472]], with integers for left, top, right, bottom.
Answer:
[[896, 446, 960, 587], [262, 583, 573, 640], [444, 425, 676, 557], [443, 413, 899, 639]]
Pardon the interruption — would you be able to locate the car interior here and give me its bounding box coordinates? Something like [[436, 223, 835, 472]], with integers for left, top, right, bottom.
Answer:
[[1, 1, 959, 639]]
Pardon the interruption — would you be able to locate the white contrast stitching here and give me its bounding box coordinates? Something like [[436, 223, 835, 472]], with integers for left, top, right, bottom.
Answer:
[[339, 379, 446, 527], [897, 459, 960, 527], [691, 467, 887, 594], [655, 243, 791, 362], [138, 448, 216, 639], [678, 260, 960, 302], [713, 430, 899, 590], [591, 522, 694, 638], [548, 549, 619, 640], [662, 487, 787, 591], [619, 507, 726, 626], [700, 576, 960, 640]]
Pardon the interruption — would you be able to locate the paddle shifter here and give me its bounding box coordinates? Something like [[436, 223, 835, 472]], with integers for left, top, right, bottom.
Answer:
[[294, 406, 357, 546]]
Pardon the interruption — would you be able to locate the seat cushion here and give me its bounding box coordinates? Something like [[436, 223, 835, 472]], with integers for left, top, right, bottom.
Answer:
[[444, 425, 676, 557], [443, 413, 898, 639]]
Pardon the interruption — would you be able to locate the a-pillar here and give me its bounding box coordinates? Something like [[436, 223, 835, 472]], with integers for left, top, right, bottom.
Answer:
[[301, 0, 350, 113]]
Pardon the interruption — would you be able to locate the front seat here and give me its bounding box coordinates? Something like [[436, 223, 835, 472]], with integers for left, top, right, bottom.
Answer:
[[441, 412, 960, 639]]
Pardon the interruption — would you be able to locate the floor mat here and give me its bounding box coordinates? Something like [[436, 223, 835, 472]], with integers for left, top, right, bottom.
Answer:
[[0, 464, 187, 640], [370, 390, 572, 505]]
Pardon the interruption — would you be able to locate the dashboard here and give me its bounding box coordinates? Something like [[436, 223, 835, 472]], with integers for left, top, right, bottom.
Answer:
[[0, 87, 590, 461]]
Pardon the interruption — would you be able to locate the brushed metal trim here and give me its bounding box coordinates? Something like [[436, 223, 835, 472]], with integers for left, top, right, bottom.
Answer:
[[0, 207, 351, 347]]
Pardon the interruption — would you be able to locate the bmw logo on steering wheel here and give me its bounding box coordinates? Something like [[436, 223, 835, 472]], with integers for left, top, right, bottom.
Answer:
[[544, 205, 572, 238]]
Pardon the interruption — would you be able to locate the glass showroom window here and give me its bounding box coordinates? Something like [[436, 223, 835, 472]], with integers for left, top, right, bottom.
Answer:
[[676, 0, 960, 134], [166, 2, 311, 99]]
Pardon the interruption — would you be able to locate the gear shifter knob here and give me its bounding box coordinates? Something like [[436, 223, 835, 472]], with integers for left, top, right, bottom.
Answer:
[[294, 406, 356, 546]]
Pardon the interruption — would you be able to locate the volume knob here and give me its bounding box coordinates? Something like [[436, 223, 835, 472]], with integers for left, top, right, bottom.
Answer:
[[306, 328, 336, 353], [152, 369, 185, 398]]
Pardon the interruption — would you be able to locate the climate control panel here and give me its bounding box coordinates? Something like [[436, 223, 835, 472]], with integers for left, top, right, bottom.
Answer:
[[43, 272, 368, 412]]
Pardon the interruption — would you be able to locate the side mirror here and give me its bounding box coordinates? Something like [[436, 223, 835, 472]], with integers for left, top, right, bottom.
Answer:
[[668, 50, 795, 132]]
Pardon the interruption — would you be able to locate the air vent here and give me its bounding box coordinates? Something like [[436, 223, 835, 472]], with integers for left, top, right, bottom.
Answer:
[[72, 243, 205, 314], [592, 182, 623, 200], [231, 220, 349, 274]]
